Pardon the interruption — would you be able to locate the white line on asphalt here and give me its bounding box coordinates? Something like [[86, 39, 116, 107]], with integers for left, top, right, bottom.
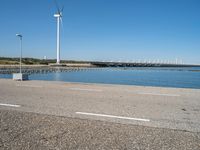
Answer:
[[69, 88, 102, 92], [138, 92, 180, 97], [16, 84, 43, 88], [76, 112, 150, 122], [0, 103, 21, 108]]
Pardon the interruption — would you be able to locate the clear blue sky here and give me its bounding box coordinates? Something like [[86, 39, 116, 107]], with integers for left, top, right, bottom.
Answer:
[[0, 0, 200, 64]]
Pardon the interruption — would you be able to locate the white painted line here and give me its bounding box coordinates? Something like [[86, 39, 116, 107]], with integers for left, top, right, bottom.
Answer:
[[16, 84, 43, 88], [76, 112, 150, 122], [69, 88, 102, 92], [0, 103, 21, 108], [138, 92, 180, 97]]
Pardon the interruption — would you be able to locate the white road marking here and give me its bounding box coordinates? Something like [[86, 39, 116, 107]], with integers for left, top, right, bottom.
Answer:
[[138, 92, 180, 97], [16, 84, 43, 88], [0, 103, 21, 108], [69, 88, 102, 92], [76, 112, 150, 122]]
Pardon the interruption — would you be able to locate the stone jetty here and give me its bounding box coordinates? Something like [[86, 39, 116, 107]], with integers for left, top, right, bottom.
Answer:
[[0, 65, 99, 74]]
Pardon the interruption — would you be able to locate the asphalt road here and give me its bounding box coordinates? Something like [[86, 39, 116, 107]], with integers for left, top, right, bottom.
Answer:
[[0, 79, 200, 149]]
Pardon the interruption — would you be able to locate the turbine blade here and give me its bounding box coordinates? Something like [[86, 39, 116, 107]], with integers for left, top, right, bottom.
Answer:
[[61, 6, 64, 13], [54, 0, 60, 13], [60, 17, 64, 30]]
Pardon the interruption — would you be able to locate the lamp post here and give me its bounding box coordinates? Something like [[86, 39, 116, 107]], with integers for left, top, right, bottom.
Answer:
[[13, 34, 28, 81], [16, 34, 22, 73]]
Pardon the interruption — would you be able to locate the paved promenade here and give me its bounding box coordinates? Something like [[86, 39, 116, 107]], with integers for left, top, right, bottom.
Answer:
[[0, 79, 200, 149]]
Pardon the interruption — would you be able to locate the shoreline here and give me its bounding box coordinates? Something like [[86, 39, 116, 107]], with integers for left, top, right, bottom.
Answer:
[[1, 78, 200, 91]]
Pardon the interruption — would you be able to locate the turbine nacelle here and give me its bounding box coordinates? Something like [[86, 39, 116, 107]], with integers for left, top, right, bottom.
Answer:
[[54, 14, 61, 18]]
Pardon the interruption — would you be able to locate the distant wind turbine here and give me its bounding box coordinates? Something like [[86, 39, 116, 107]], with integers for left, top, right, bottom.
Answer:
[[54, 0, 64, 64]]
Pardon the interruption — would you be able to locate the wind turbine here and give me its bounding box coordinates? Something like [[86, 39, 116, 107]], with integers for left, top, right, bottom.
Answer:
[[54, 0, 64, 64]]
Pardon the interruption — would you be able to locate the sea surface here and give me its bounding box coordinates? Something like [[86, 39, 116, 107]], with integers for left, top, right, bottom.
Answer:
[[0, 67, 200, 89]]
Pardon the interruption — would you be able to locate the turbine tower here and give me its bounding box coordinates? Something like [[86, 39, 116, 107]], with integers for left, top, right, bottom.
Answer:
[[54, 0, 63, 64]]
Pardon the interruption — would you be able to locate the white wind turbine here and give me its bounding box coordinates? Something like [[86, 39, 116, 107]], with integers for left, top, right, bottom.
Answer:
[[54, 0, 64, 64]]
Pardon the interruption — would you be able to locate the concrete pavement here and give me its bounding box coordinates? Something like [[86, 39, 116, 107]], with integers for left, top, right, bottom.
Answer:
[[0, 79, 200, 149], [1, 109, 200, 150]]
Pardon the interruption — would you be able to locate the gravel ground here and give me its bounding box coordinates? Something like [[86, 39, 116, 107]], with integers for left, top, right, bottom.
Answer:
[[0, 109, 200, 150]]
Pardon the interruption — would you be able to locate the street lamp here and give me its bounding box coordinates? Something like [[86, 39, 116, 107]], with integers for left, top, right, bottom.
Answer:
[[13, 33, 28, 81], [16, 34, 22, 73]]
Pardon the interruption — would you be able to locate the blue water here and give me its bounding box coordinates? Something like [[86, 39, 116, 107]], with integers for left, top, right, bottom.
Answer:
[[1, 67, 200, 89]]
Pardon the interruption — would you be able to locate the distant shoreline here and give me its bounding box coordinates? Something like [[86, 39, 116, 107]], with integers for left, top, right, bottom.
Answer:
[[0, 57, 200, 68], [0, 65, 200, 75]]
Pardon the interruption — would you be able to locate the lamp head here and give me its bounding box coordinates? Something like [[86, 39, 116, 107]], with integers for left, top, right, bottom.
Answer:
[[16, 34, 22, 38]]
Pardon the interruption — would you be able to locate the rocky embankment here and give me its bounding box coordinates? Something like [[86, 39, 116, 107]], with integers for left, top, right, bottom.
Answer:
[[0, 64, 97, 74]]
